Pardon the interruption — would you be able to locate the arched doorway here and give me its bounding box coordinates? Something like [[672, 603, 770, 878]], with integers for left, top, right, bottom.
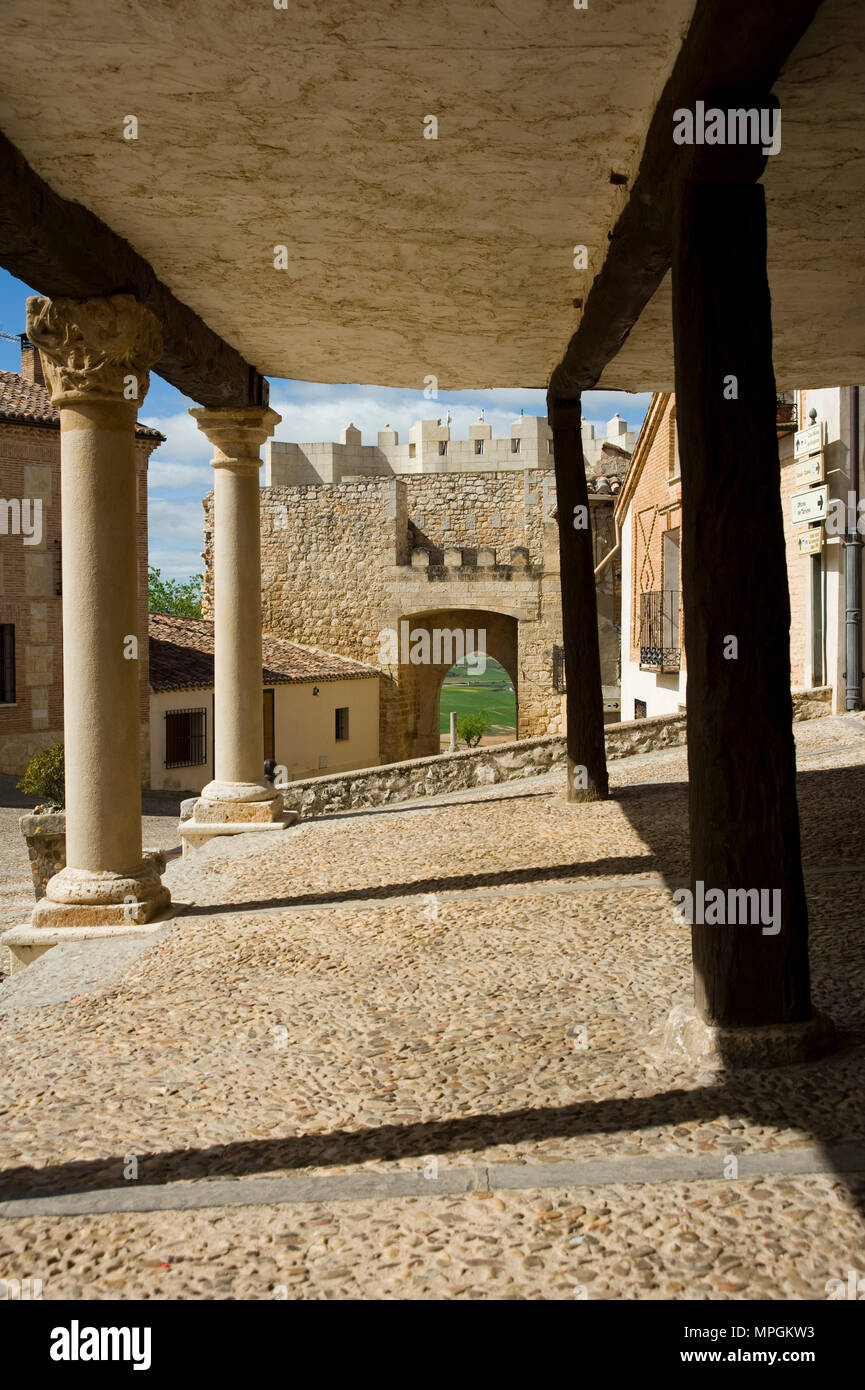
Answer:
[[396, 607, 518, 759]]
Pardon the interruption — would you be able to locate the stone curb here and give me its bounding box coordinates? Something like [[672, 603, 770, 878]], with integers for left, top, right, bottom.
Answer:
[[3, 1144, 863, 1219]]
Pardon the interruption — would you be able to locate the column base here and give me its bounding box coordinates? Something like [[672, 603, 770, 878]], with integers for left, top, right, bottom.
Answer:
[[193, 780, 283, 824], [29, 856, 171, 929], [658, 1003, 836, 1069], [180, 812, 296, 857]]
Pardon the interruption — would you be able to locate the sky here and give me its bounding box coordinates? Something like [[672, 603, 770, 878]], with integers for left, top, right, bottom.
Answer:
[[0, 267, 651, 581]]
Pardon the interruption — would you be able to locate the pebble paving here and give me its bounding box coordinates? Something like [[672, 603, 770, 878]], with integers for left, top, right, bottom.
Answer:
[[1, 715, 864, 1299]]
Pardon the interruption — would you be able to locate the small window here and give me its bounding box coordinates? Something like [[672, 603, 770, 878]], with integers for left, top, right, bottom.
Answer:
[[438, 441, 447, 456], [511, 437, 521, 453], [474, 439, 484, 455], [0, 624, 15, 703], [552, 644, 566, 694], [165, 707, 207, 768], [547, 440, 553, 454], [634, 699, 647, 720], [409, 443, 416, 458], [335, 707, 350, 741]]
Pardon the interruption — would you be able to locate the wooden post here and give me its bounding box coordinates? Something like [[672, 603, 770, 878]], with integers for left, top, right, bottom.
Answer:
[[672, 155, 812, 1028], [549, 395, 609, 802]]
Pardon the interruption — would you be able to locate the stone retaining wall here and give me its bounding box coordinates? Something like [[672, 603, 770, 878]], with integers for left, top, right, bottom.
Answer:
[[19, 811, 66, 899], [281, 687, 832, 818], [18, 811, 168, 902]]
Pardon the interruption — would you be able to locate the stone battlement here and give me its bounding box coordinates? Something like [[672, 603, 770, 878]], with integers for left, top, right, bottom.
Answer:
[[265, 412, 635, 486]]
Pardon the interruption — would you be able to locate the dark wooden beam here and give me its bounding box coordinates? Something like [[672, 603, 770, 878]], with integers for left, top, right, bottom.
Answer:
[[549, 396, 609, 802], [0, 132, 267, 409], [673, 154, 812, 1029], [549, 0, 825, 401]]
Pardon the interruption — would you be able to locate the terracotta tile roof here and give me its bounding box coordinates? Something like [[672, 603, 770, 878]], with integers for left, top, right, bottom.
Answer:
[[149, 613, 380, 692], [0, 370, 164, 441]]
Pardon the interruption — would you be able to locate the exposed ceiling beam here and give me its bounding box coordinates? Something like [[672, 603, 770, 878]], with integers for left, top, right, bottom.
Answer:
[[549, 0, 826, 402], [0, 131, 268, 409]]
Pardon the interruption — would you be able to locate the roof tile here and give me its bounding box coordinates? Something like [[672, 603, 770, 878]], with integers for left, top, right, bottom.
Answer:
[[0, 370, 164, 440], [149, 613, 379, 692]]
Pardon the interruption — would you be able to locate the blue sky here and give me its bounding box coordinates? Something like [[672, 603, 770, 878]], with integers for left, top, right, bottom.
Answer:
[[1, 267, 650, 580]]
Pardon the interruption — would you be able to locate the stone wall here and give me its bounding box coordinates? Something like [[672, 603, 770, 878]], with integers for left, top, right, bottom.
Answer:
[[19, 811, 66, 898], [281, 686, 832, 818], [204, 466, 621, 764]]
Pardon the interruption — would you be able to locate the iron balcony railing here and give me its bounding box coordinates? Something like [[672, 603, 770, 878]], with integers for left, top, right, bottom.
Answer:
[[639, 589, 682, 671], [776, 395, 798, 435]]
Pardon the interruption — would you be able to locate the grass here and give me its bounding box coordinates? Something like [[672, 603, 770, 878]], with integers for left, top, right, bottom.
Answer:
[[439, 658, 516, 735]]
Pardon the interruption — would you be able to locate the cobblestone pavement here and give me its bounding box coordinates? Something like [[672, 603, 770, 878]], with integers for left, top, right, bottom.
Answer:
[[1, 715, 865, 1300]]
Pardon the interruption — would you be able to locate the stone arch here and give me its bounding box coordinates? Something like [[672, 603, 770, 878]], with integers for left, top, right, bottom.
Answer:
[[396, 607, 518, 759]]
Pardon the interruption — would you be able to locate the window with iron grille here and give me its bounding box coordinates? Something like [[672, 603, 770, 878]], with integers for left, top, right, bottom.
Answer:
[[552, 643, 566, 694], [335, 707, 350, 741], [0, 624, 15, 703], [164, 707, 207, 768]]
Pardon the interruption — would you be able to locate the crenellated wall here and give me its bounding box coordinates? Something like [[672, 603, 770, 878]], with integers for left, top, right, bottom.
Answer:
[[203, 454, 627, 764]]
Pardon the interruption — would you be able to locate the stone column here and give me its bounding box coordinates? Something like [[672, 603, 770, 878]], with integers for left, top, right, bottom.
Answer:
[[549, 395, 609, 802], [190, 406, 282, 825], [26, 294, 170, 935]]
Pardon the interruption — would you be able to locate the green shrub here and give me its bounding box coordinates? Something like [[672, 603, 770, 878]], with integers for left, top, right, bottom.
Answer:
[[457, 712, 491, 748], [18, 741, 65, 809]]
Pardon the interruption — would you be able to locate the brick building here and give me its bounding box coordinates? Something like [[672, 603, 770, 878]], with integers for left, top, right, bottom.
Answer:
[[0, 340, 162, 774], [617, 389, 865, 720]]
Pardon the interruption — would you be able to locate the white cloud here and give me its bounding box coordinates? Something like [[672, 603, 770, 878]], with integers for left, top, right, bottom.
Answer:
[[148, 496, 207, 547], [148, 548, 206, 582], [139, 410, 212, 466], [147, 460, 213, 491]]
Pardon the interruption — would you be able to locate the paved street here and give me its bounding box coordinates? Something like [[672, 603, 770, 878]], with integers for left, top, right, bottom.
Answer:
[[1, 713, 865, 1299]]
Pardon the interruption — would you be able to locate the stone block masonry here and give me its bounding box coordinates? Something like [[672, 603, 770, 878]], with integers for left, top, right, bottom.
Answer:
[[202, 461, 622, 764]]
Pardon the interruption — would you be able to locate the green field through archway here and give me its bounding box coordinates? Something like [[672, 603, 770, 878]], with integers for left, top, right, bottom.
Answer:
[[439, 657, 516, 737]]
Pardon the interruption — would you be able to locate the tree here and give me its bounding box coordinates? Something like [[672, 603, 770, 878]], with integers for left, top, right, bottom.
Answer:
[[148, 566, 203, 618], [458, 711, 491, 748]]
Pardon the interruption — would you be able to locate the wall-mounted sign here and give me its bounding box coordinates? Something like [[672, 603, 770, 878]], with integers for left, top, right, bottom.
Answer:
[[791, 484, 828, 524], [792, 453, 824, 486], [794, 422, 822, 459], [799, 529, 822, 555]]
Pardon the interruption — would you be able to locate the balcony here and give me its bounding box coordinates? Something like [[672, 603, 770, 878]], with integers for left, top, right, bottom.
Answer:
[[639, 589, 681, 672], [776, 395, 798, 436]]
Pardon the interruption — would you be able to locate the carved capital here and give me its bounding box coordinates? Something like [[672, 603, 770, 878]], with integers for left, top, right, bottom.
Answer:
[[190, 406, 282, 468], [26, 294, 162, 407]]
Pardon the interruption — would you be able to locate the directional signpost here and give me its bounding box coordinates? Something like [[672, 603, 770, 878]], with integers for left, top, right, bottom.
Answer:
[[792, 453, 824, 486], [791, 484, 828, 524], [798, 530, 822, 555], [794, 422, 822, 459]]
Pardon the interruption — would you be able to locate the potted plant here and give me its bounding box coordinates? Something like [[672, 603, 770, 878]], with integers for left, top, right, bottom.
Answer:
[[17, 742, 66, 899]]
